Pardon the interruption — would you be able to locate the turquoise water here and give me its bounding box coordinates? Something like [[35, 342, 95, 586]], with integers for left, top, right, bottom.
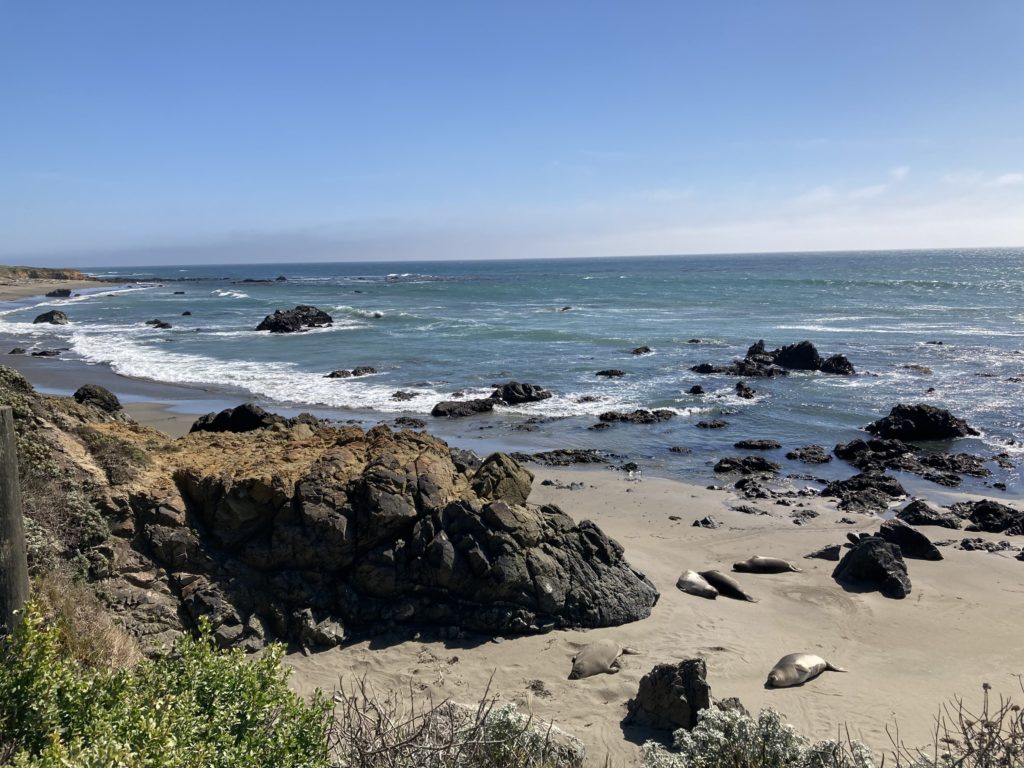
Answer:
[[2, 248, 1022, 495]]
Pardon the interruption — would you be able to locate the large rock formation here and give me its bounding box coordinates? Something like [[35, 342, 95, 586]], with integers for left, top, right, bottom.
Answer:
[[625, 659, 711, 731], [832, 537, 911, 598], [865, 404, 979, 441], [189, 404, 287, 433], [255, 305, 333, 333], [691, 339, 854, 378], [951, 499, 1024, 535]]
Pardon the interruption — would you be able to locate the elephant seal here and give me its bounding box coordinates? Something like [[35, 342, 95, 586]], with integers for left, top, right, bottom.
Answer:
[[699, 570, 758, 602], [766, 653, 847, 687], [676, 570, 719, 599], [733, 556, 803, 574], [568, 638, 638, 679]]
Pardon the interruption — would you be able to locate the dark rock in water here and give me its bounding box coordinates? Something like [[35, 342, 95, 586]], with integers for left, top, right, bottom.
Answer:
[[471, 453, 534, 506], [45, 288, 72, 298], [576, 395, 600, 403], [351, 366, 377, 376], [772, 340, 821, 370], [696, 419, 728, 429], [901, 364, 933, 375], [513, 448, 611, 466], [692, 515, 721, 529], [275, 275, 287, 281], [33, 310, 69, 325], [833, 537, 912, 598], [174, 291, 186, 295], [326, 369, 352, 378], [821, 472, 906, 513], [926, 340, 944, 345], [951, 499, 1024, 535], [589, 422, 611, 431], [31, 350, 61, 357], [392, 416, 426, 429], [625, 658, 711, 732], [599, 409, 674, 424], [879, 519, 942, 560], [865, 403, 979, 441], [181, 311, 192, 316], [834, 438, 919, 473], [806, 544, 842, 561], [734, 439, 781, 450], [256, 305, 333, 333], [687, 385, 704, 395], [144, 318, 172, 329], [786, 445, 832, 464], [688, 338, 702, 344], [596, 369, 626, 378], [820, 354, 856, 375], [8, 348, 25, 355], [669, 446, 691, 454], [391, 390, 418, 401], [735, 381, 756, 399], [73, 384, 122, 414], [190, 403, 286, 433], [491, 381, 552, 405], [431, 399, 495, 418], [631, 346, 652, 355], [918, 452, 990, 478], [897, 499, 958, 528], [713, 456, 781, 475]]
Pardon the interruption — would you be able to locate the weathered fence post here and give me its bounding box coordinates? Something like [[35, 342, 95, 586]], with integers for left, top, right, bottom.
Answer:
[[0, 405, 29, 635]]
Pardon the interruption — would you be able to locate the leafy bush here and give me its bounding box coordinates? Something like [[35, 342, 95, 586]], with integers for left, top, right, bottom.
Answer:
[[0, 607, 332, 767], [642, 707, 875, 768]]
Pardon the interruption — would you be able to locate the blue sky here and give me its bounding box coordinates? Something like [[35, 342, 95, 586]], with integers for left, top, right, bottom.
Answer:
[[1, 1, 1022, 265]]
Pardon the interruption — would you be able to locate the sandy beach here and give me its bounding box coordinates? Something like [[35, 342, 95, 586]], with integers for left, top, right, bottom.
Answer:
[[0, 278, 107, 301]]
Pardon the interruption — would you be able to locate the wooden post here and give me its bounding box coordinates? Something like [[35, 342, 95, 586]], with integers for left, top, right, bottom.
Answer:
[[0, 406, 29, 635]]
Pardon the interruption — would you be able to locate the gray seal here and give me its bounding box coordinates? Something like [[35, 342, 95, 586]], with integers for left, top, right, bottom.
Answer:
[[733, 556, 803, 574], [766, 653, 847, 687], [568, 638, 638, 679], [699, 569, 758, 602], [676, 570, 719, 599]]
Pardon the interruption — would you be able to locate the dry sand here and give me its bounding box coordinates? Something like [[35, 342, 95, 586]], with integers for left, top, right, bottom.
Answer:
[[0, 278, 107, 301], [283, 466, 1024, 767]]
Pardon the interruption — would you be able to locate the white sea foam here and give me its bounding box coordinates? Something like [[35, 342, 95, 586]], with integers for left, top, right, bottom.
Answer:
[[212, 289, 249, 299]]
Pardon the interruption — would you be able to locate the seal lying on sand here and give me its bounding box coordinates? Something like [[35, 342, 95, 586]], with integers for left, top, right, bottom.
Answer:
[[733, 555, 803, 574], [568, 638, 639, 679], [766, 653, 847, 687], [676, 570, 719, 599], [699, 570, 758, 602]]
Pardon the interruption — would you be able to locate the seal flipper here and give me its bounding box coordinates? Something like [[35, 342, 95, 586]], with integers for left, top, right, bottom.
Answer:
[[621, 647, 641, 655], [825, 661, 848, 673]]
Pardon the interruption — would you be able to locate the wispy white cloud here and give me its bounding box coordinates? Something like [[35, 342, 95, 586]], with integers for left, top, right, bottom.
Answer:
[[989, 172, 1024, 188], [848, 183, 889, 200], [942, 170, 1023, 188], [792, 185, 838, 205]]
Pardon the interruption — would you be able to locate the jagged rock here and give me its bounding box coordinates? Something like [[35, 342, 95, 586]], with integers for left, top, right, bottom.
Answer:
[[734, 439, 781, 450], [821, 354, 855, 375], [696, 419, 728, 429], [879, 519, 942, 560], [951, 499, 1024, 535], [190, 403, 286, 433], [772, 340, 821, 370], [631, 346, 652, 355], [491, 382, 553, 405], [33, 310, 69, 325], [897, 500, 961, 529], [256, 305, 333, 333], [713, 456, 781, 475], [449, 447, 484, 472], [821, 472, 905, 513], [786, 445, 831, 464], [511, 449, 611, 466], [692, 339, 853, 378], [865, 404, 979, 441], [393, 416, 426, 429], [687, 385, 704, 395], [735, 381, 756, 399], [431, 399, 495, 418], [598, 409, 674, 424], [45, 288, 72, 298], [832, 537, 911, 598], [471, 453, 534, 506], [391, 390, 418, 401], [145, 319, 172, 329], [958, 538, 1021, 554], [805, 544, 842, 561], [596, 369, 626, 377], [326, 369, 352, 378], [692, 516, 721, 529], [73, 384, 122, 414], [625, 659, 711, 731], [351, 366, 378, 376]]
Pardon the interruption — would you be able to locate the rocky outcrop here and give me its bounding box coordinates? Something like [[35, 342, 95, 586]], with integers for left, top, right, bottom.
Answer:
[[73, 384, 122, 414], [713, 456, 781, 475], [431, 399, 495, 418], [878, 519, 942, 560], [33, 310, 69, 325], [189, 404, 287, 433], [595, 369, 625, 378], [832, 537, 911, 598], [834, 437, 989, 487], [951, 499, 1024, 535], [144, 319, 172, 329], [786, 445, 831, 464], [865, 404, 979, 441], [511, 449, 612, 467], [470, 453, 534, 506], [598, 409, 674, 424], [734, 381, 756, 399], [491, 382, 552, 405], [45, 288, 72, 298], [256, 305, 333, 333], [897, 500, 961, 529], [631, 346, 652, 355], [624, 659, 711, 731], [820, 472, 905, 513], [691, 339, 854, 378], [734, 439, 780, 450]]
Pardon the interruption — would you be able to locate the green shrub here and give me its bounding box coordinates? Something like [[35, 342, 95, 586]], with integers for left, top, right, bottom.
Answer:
[[642, 707, 875, 768], [0, 607, 332, 768]]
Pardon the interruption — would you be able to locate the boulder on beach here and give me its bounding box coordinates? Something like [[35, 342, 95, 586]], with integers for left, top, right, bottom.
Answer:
[[951, 499, 1024, 535], [189, 403, 287, 433], [431, 398, 495, 418], [832, 536, 912, 599], [624, 659, 711, 732], [897, 499, 961, 529], [491, 381, 552, 405], [33, 310, 69, 325], [45, 288, 72, 298], [73, 384, 122, 414], [256, 305, 333, 333], [879, 519, 942, 560], [865, 403, 979, 441]]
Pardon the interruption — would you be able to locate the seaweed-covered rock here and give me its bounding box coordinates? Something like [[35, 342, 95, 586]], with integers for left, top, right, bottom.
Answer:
[[865, 404, 979, 441], [256, 305, 333, 333], [625, 659, 711, 731], [832, 537, 911, 598]]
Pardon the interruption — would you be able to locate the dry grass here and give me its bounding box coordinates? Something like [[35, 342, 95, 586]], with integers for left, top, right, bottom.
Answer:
[[31, 571, 141, 669]]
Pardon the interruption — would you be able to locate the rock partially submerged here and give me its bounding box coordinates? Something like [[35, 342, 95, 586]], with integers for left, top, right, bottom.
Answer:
[[786, 445, 831, 464], [599, 409, 674, 424], [713, 456, 781, 475], [865, 403, 979, 441], [33, 310, 69, 325], [431, 399, 495, 418], [692, 339, 855, 378], [491, 381, 552, 405], [734, 439, 781, 450], [832, 537, 911, 598], [256, 305, 333, 333], [820, 472, 906, 513]]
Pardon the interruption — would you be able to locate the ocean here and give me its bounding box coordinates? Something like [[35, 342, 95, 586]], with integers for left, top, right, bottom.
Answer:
[[2, 248, 1022, 497]]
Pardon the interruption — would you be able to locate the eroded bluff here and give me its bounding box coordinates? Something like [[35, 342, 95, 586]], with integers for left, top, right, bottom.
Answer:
[[132, 423, 658, 650]]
